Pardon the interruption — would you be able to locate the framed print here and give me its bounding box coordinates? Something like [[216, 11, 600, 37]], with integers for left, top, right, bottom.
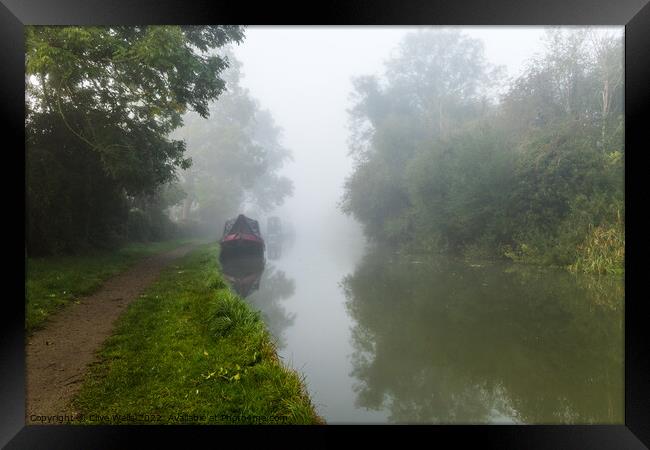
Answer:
[[3, 0, 649, 448]]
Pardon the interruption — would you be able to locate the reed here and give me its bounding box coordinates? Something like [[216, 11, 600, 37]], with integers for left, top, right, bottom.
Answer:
[[569, 219, 624, 275]]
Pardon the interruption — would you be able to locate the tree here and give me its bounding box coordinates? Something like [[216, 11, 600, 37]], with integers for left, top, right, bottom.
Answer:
[[500, 29, 624, 267], [171, 51, 293, 234], [343, 29, 502, 248], [26, 26, 244, 254], [342, 27, 624, 272]]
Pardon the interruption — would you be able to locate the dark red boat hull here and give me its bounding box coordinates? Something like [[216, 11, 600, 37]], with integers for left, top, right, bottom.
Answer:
[[219, 234, 265, 257]]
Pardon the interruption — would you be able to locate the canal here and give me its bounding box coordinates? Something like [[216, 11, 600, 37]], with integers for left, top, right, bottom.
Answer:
[[237, 218, 623, 424]]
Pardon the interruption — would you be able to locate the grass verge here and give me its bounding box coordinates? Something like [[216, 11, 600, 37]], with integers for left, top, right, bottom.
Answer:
[[71, 242, 324, 425], [26, 239, 198, 334]]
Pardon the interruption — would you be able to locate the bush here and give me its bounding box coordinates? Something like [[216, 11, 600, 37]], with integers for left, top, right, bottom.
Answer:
[[176, 219, 204, 239], [126, 209, 150, 241], [127, 208, 178, 242]]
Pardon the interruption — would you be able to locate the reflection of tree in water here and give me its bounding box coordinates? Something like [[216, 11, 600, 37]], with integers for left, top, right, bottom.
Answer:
[[247, 264, 296, 350], [342, 248, 623, 424]]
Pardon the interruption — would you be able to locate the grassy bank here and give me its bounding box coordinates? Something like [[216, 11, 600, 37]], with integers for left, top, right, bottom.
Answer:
[[502, 224, 624, 276], [71, 242, 323, 425], [568, 222, 625, 275], [26, 239, 198, 334]]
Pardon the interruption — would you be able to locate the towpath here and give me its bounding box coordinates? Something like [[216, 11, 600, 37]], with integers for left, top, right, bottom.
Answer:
[[25, 243, 199, 423]]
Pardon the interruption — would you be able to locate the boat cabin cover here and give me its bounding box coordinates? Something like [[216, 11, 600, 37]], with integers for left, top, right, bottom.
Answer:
[[222, 214, 262, 239]]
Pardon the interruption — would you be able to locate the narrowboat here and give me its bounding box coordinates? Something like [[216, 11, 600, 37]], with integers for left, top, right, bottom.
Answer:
[[220, 214, 265, 257]]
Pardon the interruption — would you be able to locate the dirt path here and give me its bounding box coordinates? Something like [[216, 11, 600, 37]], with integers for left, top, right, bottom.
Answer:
[[25, 243, 199, 423]]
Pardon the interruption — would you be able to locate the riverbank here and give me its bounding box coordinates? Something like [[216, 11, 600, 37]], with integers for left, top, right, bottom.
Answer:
[[396, 236, 625, 276], [70, 242, 323, 425], [26, 239, 200, 334]]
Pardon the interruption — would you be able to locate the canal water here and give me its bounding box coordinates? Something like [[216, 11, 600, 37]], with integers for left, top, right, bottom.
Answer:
[[240, 220, 624, 424]]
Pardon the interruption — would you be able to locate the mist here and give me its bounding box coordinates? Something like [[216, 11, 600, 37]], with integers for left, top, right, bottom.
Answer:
[[228, 26, 619, 246], [25, 25, 625, 424]]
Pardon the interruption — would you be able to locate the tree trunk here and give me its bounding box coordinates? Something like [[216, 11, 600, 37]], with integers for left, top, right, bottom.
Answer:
[[601, 78, 609, 145]]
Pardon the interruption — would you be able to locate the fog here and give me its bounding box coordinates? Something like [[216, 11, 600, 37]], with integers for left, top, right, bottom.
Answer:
[[233, 26, 549, 238], [229, 25, 621, 247], [226, 27, 623, 422], [26, 25, 625, 424]]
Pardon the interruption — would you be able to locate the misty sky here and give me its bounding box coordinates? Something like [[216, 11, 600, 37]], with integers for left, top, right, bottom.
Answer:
[[233, 26, 622, 234]]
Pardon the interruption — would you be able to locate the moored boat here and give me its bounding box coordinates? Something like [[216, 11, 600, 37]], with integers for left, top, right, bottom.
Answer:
[[219, 214, 265, 257]]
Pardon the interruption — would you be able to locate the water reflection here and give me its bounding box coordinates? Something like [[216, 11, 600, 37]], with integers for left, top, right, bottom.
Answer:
[[219, 254, 265, 298], [341, 247, 624, 424], [267, 236, 282, 260], [220, 239, 297, 350], [248, 265, 296, 349]]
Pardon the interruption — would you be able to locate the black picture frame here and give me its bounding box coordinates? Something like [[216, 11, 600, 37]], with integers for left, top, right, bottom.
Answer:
[[3, 0, 649, 448]]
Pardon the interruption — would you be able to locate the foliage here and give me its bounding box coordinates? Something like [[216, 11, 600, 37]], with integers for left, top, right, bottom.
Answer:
[[26, 26, 244, 255], [342, 28, 624, 273]]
